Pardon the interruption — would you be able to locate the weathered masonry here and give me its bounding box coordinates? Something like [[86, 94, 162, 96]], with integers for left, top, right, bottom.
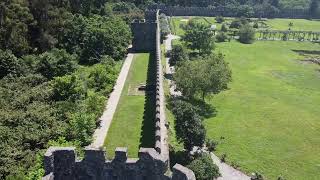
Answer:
[[42, 10, 195, 180]]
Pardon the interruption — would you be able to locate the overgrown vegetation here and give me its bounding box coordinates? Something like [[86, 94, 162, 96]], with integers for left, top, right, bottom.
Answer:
[[0, 0, 139, 179]]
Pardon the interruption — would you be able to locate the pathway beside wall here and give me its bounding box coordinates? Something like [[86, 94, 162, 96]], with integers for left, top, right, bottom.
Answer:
[[90, 53, 134, 148], [164, 34, 251, 180]]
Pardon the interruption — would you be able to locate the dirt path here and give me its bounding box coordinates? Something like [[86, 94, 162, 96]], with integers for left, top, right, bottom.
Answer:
[[90, 53, 134, 148], [164, 34, 250, 180]]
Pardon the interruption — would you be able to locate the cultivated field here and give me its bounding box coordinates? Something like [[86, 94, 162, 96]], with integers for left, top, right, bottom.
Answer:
[[168, 17, 320, 179], [104, 53, 156, 158]]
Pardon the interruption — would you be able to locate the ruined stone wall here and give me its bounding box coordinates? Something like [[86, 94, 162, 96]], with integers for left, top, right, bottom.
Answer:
[[42, 147, 195, 180]]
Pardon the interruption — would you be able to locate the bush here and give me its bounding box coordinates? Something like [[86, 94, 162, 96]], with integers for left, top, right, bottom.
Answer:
[[170, 44, 188, 66], [253, 22, 259, 28], [172, 100, 206, 151], [215, 16, 224, 23], [221, 23, 228, 32], [33, 48, 78, 79], [0, 50, 24, 78], [52, 74, 85, 101], [187, 153, 221, 180], [230, 18, 248, 29], [206, 139, 218, 152], [238, 24, 255, 44], [216, 32, 229, 42]]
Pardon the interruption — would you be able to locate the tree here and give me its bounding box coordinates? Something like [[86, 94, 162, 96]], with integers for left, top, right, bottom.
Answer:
[[0, 50, 24, 78], [172, 100, 206, 151], [34, 49, 78, 79], [238, 24, 255, 44], [187, 153, 221, 180], [237, 5, 254, 17], [169, 44, 189, 66], [182, 21, 215, 54], [216, 32, 229, 42], [174, 53, 232, 100], [63, 15, 131, 64], [221, 23, 228, 32]]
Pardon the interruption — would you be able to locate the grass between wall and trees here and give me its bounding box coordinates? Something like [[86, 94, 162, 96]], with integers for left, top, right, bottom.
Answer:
[[104, 53, 156, 158]]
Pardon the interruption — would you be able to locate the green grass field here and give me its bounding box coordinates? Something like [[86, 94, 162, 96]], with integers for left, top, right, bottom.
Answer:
[[205, 41, 320, 179], [104, 53, 156, 158], [169, 17, 320, 36]]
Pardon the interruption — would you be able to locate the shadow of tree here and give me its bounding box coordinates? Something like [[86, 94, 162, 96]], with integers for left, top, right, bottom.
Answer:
[[139, 52, 156, 148], [292, 49, 320, 55]]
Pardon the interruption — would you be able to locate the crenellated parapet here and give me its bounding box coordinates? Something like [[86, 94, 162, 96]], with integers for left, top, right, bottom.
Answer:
[[42, 147, 195, 180]]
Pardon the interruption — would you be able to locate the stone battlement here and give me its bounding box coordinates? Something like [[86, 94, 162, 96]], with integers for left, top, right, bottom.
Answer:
[[42, 147, 195, 180]]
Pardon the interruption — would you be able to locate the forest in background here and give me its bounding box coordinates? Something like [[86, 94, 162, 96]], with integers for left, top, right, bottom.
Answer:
[[0, 0, 316, 179]]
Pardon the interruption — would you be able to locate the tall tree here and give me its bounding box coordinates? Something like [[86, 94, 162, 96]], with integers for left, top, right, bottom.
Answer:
[[182, 20, 215, 55], [309, 0, 319, 18]]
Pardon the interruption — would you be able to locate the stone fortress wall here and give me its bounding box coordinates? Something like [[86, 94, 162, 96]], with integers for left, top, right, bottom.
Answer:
[[42, 9, 195, 180], [147, 4, 315, 19]]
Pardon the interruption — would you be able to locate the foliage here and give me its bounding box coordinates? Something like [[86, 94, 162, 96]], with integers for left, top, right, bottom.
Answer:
[[309, 0, 319, 17], [230, 17, 248, 29], [172, 100, 206, 151], [33, 49, 78, 79], [169, 44, 189, 66], [187, 153, 221, 180], [215, 16, 225, 23], [236, 5, 254, 17], [159, 14, 171, 40], [216, 32, 229, 42], [239, 24, 255, 44], [253, 22, 259, 28], [63, 14, 131, 64], [174, 53, 232, 100], [206, 139, 218, 152], [0, 50, 25, 78], [221, 23, 228, 32], [182, 21, 215, 54]]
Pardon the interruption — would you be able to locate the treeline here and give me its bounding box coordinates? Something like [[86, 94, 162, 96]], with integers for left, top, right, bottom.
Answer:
[[0, 0, 145, 179]]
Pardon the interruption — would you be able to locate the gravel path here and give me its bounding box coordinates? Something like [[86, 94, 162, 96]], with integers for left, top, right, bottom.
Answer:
[[164, 34, 250, 180], [90, 53, 134, 148]]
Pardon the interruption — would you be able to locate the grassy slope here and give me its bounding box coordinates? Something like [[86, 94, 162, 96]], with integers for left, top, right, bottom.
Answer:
[[104, 53, 153, 158], [208, 41, 320, 179]]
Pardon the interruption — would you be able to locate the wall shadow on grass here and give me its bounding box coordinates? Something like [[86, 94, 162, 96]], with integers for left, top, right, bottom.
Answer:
[[139, 52, 156, 148]]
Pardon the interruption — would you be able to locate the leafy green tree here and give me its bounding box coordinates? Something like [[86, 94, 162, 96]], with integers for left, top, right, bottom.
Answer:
[[174, 53, 232, 100], [239, 24, 255, 44], [187, 153, 221, 180], [0, 0, 34, 56], [51, 74, 85, 101], [221, 23, 228, 32], [35, 49, 78, 79], [169, 44, 189, 66], [172, 100, 206, 151], [216, 32, 229, 42], [0, 50, 24, 78], [215, 16, 225, 23], [63, 15, 131, 64], [182, 21, 215, 54]]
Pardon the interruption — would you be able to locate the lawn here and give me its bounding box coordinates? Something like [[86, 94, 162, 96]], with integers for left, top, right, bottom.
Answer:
[[205, 41, 320, 179], [265, 18, 320, 31], [104, 53, 156, 158], [169, 17, 320, 36]]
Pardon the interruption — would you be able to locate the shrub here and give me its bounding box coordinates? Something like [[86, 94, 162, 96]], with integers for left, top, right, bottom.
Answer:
[[52, 74, 85, 101], [206, 139, 218, 152], [0, 50, 24, 78], [221, 23, 228, 32], [251, 172, 264, 180], [253, 22, 259, 28], [170, 44, 189, 66], [35, 48, 78, 79], [216, 32, 229, 42], [172, 100, 206, 151], [69, 111, 96, 146], [215, 16, 224, 23], [238, 24, 255, 44], [187, 153, 221, 180]]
